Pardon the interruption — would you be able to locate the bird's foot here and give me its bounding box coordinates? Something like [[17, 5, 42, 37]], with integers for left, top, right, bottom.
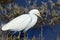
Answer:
[[17, 35, 20, 40], [17, 32, 21, 40]]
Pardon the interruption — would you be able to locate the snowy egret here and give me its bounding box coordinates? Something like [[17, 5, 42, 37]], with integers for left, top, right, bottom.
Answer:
[[1, 9, 41, 39]]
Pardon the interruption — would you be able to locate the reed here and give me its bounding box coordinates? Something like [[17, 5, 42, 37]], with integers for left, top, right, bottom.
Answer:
[[0, 0, 60, 40]]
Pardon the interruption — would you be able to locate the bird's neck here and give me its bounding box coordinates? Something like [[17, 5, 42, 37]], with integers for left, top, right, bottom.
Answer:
[[29, 14, 38, 19]]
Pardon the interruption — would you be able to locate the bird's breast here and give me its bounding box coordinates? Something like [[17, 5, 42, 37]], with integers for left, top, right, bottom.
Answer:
[[28, 15, 38, 27]]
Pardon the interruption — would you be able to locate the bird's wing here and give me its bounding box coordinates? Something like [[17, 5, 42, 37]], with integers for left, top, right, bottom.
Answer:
[[2, 14, 32, 31]]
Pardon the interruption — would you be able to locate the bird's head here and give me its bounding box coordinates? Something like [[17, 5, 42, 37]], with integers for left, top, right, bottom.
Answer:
[[29, 9, 42, 18]]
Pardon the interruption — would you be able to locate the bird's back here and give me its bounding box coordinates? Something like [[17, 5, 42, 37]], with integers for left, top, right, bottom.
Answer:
[[2, 14, 32, 31], [23, 14, 38, 32]]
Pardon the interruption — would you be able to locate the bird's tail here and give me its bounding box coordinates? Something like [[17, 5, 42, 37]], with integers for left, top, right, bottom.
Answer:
[[0, 23, 5, 30], [2, 26, 9, 31], [1, 23, 9, 31]]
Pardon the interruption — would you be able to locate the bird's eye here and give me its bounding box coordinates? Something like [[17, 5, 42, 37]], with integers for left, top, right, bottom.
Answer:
[[38, 13, 39, 14], [38, 13, 40, 14]]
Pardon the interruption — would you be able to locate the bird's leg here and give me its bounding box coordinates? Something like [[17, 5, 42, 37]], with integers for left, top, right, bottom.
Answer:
[[9, 31, 17, 40], [17, 32, 21, 40], [25, 32, 27, 37], [24, 31, 28, 40]]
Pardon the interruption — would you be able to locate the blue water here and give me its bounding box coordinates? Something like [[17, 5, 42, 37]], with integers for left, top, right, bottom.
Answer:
[[1, 0, 60, 40], [16, 0, 60, 40]]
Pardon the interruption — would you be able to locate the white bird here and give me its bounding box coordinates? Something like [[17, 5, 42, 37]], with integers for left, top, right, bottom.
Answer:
[[1, 9, 42, 39], [2, 9, 41, 32]]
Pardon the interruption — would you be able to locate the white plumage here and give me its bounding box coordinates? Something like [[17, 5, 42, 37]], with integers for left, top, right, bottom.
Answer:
[[2, 9, 41, 32]]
